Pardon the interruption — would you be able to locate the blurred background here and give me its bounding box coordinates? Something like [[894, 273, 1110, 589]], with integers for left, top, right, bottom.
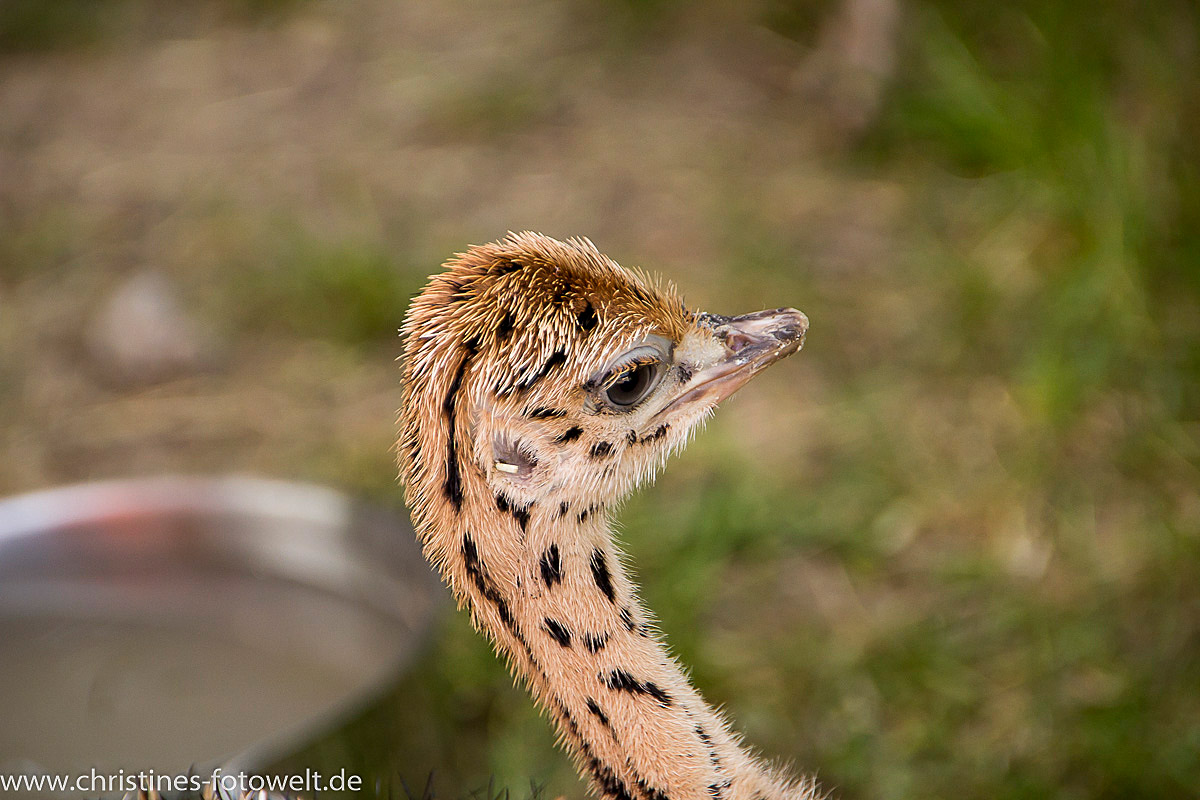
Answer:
[[1, 0, 1198, 797]]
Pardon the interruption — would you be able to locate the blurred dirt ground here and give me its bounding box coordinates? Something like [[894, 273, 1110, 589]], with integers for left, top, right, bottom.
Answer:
[[2, 1, 1199, 798], [0, 0, 895, 490]]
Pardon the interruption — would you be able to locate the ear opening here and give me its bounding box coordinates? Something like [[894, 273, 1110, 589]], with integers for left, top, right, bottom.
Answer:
[[491, 433, 540, 482]]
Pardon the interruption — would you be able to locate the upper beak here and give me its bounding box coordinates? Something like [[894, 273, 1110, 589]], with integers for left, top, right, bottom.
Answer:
[[657, 307, 809, 417]]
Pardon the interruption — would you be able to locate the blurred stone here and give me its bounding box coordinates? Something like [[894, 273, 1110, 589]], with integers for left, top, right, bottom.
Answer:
[[86, 270, 212, 385]]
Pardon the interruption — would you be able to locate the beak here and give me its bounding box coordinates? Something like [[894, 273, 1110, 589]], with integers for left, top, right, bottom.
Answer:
[[657, 308, 809, 417]]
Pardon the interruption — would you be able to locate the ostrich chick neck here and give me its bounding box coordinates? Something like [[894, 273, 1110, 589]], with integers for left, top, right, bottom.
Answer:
[[398, 232, 814, 800]]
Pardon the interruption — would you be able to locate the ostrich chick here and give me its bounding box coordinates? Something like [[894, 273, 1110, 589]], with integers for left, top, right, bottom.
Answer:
[[398, 232, 814, 800]]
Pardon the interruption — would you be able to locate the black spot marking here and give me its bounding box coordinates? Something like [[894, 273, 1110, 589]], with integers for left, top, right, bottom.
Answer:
[[556, 426, 583, 444], [543, 618, 572, 648], [695, 725, 730, 800], [512, 503, 531, 533], [577, 302, 598, 332], [540, 544, 563, 587], [626, 429, 638, 446], [492, 259, 524, 277], [640, 424, 669, 444], [547, 695, 632, 800], [462, 533, 513, 628], [636, 780, 670, 800], [677, 362, 695, 383], [448, 279, 477, 305], [518, 348, 568, 390], [591, 549, 616, 603], [590, 441, 614, 459], [643, 682, 673, 707], [588, 758, 635, 800], [495, 494, 509, 513], [578, 506, 590, 524], [619, 605, 637, 632], [601, 669, 672, 707], [529, 407, 567, 419], [558, 501, 570, 517], [497, 312, 514, 341], [442, 347, 474, 512], [583, 632, 610, 653], [586, 697, 611, 728], [553, 283, 574, 303]]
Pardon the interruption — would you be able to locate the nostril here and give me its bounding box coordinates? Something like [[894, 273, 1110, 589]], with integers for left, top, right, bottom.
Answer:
[[724, 330, 755, 353]]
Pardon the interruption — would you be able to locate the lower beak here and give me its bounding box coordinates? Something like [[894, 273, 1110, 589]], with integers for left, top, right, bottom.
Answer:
[[658, 307, 808, 417]]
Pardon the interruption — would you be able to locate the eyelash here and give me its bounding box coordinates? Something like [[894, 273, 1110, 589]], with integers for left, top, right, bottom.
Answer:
[[602, 356, 659, 389]]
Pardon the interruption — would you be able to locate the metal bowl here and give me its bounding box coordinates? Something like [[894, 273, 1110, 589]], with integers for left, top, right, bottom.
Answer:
[[0, 476, 441, 787]]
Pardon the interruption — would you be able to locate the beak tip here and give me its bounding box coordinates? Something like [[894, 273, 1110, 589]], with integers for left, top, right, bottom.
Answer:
[[766, 308, 809, 350], [712, 307, 810, 354], [783, 307, 809, 332]]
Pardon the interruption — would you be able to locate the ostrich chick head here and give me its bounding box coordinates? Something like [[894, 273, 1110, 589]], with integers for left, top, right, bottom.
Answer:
[[400, 232, 807, 528]]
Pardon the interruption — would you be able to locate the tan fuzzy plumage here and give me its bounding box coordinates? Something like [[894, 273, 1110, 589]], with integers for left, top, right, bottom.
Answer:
[[398, 232, 816, 800]]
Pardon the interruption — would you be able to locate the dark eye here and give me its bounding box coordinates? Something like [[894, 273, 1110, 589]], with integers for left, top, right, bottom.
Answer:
[[605, 362, 661, 408]]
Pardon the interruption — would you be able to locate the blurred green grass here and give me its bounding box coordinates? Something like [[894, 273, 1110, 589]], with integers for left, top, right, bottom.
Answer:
[[2, 0, 1198, 798], [0, 0, 306, 52]]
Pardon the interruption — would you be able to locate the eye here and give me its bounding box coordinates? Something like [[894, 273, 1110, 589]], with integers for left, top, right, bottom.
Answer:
[[604, 360, 663, 408], [587, 336, 675, 413]]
